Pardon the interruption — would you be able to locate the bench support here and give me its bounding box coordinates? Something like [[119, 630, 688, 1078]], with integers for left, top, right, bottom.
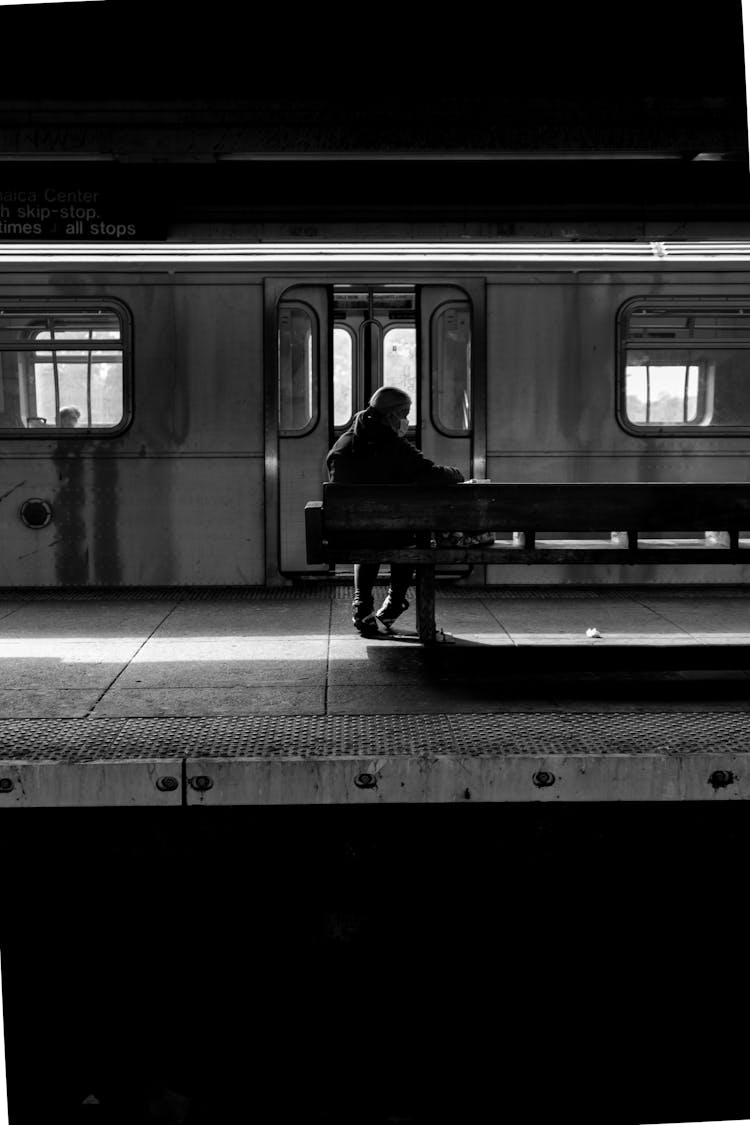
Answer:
[[304, 501, 325, 564], [416, 565, 437, 644]]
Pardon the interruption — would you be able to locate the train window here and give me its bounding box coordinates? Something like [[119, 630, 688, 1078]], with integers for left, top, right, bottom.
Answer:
[[333, 324, 354, 428], [0, 305, 128, 435], [619, 300, 750, 433], [382, 325, 416, 426], [431, 300, 471, 435], [278, 301, 317, 435], [625, 363, 701, 424]]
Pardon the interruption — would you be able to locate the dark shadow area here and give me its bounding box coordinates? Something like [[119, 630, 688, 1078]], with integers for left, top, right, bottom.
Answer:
[[360, 631, 424, 645], [2, 805, 750, 1124], [425, 641, 750, 678], [349, 637, 750, 702]]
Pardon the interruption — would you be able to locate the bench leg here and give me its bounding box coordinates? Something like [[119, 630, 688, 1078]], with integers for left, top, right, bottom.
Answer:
[[416, 566, 437, 644]]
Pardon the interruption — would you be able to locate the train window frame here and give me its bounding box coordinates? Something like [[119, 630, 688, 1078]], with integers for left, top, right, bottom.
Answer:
[[0, 298, 132, 438], [430, 298, 472, 438], [278, 298, 320, 437], [616, 296, 750, 436]]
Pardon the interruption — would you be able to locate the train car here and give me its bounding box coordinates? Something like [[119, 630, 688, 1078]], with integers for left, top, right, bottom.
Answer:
[[2, 240, 750, 589]]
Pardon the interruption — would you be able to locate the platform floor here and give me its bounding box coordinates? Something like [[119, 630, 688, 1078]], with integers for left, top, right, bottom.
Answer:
[[5, 586, 750, 1124], [1, 584, 750, 804], [3, 583, 750, 719]]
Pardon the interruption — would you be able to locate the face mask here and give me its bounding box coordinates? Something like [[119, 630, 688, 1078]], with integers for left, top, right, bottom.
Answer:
[[397, 418, 409, 437]]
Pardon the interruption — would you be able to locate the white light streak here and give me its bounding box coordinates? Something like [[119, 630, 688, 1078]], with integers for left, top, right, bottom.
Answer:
[[0, 638, 330, 660], [3, 241, 750, 264], [0, 1, 105, 5]]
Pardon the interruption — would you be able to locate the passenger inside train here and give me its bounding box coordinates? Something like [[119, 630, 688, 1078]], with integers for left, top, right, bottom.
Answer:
[[327, 384, 464, 636], [57, 404, 80, 428]]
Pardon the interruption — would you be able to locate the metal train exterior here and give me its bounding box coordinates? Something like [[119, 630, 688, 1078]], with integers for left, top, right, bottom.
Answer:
[[2, 240, 750, 590]]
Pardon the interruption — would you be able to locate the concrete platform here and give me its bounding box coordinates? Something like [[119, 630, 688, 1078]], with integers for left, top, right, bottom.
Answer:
[[1, 584, 750, 805]]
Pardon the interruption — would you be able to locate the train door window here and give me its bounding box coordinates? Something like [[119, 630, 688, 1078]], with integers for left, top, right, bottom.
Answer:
[[278, 301, 317, 434], [0, 304, 129, 435], [333, 324, 355, 427], [331, 285, 417, 432], [618, 299, 750, 433], [431, 300, 471, 435], [382, 325, 417, 426]]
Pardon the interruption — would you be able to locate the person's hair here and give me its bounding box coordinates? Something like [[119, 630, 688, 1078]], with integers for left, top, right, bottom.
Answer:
[[369, 386, 411, 415], [59, 406, 81, 420]]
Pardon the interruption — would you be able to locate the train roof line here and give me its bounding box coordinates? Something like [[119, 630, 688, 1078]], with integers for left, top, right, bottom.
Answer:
[[2, 241, 750, 263]]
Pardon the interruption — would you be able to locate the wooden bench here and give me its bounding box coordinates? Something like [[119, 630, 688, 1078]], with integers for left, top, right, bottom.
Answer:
[[305, 483, 750, 643]]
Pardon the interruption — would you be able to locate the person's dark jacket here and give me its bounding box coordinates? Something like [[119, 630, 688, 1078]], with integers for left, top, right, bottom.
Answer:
[[327, 408, 465, 485]]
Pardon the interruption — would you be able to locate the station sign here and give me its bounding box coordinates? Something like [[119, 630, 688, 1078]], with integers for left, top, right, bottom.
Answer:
[[0, 171, 166, 240]]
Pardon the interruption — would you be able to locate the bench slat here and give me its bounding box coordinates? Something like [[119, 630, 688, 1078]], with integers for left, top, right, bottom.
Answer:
[[313, 546, 750, 565], [321, 484, 750, 533]]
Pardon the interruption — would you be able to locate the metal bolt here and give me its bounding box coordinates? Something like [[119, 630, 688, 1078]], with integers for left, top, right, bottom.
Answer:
[[188, 775, 214, 792], [0, 778, 14, 793], [155, 775, 179, 792], [354, 772, 377, 790], [708, 769, 735, 790], [532, 770, 556, 788]]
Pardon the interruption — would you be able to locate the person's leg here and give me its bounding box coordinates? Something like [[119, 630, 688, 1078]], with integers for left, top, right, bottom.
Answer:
[[352, 563, 380, 634], [376, 564, 414, 628]]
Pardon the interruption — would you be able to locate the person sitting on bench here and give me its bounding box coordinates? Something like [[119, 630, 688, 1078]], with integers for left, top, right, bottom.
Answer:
[[326, 385, 465, 636]]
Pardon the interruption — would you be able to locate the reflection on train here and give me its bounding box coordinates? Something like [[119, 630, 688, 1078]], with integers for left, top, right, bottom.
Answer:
[[1, 242, 750, 588]]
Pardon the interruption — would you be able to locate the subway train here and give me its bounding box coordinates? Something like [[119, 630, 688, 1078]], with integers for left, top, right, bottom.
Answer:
[[2, 239, 750, 589]]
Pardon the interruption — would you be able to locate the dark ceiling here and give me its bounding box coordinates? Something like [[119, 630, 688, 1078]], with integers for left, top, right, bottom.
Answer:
[[0, 0, 746, 163], [0, 0, 747, 224], [0, 0, 745, 101]]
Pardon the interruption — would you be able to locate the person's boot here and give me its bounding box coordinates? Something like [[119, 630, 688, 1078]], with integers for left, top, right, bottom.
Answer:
[[352, 601, 378, 637], [375, 593, 410, 630]]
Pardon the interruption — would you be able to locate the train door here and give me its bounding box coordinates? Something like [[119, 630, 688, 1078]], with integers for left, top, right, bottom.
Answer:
[[266, 279, 485, 581], [418, 285, 478, 480], [269, 284, 331, 575]]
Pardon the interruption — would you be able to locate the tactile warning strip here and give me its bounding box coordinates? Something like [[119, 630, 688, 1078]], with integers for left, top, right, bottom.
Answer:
[[446, 712, 750, 755], [1, 712, 749, 762]]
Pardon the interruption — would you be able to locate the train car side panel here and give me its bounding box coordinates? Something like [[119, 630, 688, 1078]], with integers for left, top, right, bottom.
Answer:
[[0, 277, 266, 585], [485, 270, 750, 584]]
